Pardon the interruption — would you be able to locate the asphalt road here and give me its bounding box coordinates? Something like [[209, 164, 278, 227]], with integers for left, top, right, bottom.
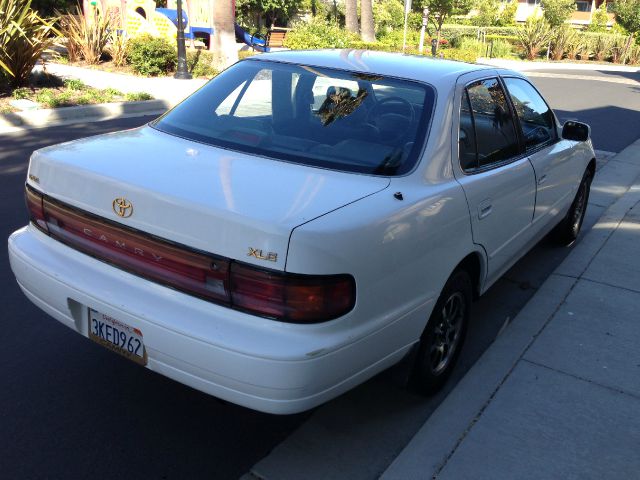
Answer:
[[2, 69, 639, 480], [526, 68, 640, 153]]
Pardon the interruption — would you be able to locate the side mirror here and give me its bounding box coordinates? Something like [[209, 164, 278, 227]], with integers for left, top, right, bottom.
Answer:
[[562, 121, 590, 142]]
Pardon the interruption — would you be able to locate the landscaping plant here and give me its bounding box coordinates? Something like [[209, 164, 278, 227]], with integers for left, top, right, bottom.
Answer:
[[550, 24, 576, 60], [516, 16, 553, 60], [107, 30, 129, 67], [541, 0, 576, 27], [0, 0, 59, 88], [126, 34, 176, 76], [60, 5, 111, 64]]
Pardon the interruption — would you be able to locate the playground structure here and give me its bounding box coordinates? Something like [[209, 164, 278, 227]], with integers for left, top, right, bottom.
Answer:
[[82, 0, 278, 52]]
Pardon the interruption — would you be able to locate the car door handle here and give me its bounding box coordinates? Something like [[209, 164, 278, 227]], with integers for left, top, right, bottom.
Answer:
[[478, 201, 493, 220], [538, 174, 548, 185]]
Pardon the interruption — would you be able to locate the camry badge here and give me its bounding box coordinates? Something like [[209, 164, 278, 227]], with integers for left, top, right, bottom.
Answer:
[[112, 197, 133, 218], [247, 247, 278, 262]]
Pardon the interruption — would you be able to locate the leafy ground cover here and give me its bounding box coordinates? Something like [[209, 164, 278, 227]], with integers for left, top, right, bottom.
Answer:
[[0, 72, 153, 114]]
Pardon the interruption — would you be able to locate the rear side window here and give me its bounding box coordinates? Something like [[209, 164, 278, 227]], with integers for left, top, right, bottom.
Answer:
[[460, 78, 520, 171], [153, 60, 436, 176], [503, 77, 557, 152]]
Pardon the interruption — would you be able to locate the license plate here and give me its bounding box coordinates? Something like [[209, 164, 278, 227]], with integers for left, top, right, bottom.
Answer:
[[88, 309, 147, 366]]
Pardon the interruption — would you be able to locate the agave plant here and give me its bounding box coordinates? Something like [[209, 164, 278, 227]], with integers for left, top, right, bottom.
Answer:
[[0, 0, 60, 88], [551, 25, 576, 61], [516, 17, 553, 61], [59, 5, 110, 65]]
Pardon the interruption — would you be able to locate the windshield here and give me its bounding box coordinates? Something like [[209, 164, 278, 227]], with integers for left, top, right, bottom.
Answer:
[[153, 59, 435, 176]]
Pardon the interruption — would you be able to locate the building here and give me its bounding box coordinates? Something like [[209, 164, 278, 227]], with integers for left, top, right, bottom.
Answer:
[[514, 0, 616, 27]]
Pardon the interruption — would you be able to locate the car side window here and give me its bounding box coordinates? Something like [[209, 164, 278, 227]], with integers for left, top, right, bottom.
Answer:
[[503, 77, 557, 152], [459, 89, 478, 171], [465, 78, 520, 169]]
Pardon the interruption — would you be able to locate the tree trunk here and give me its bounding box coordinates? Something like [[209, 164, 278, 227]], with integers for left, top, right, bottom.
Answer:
[[211, 0, 238, 70], [360, 0, 375, 42], [345, 0, 358, 33]]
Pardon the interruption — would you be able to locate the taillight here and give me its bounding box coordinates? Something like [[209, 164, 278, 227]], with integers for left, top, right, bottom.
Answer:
[[42, 197, 230, 304], [25, 185, 356, 323], [25, 184, 48, 233], [230, 263, 355, 323]]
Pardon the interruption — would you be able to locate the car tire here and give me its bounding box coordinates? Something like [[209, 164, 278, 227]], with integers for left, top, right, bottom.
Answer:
[[554, 168, 593, 246], [410, 269, 472, 395]]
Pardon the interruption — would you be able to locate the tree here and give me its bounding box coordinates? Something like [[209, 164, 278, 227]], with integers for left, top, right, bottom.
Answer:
[[498, 0, 517, 26], [473, 0, 501, 27], [423, 0, 474, 46], [236, 0, 304, 28], [361, 0, 375, 41], [614, 0, 640, 37], [541, 0, 576, 27], [587, 2, 609, 32], [212, 0, 237, 69], [345, 0, 358, 33]]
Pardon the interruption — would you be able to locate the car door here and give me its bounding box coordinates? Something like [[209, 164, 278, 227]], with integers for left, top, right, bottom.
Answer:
[[454, 77, 537, 286], [501, 76, 580, 224]]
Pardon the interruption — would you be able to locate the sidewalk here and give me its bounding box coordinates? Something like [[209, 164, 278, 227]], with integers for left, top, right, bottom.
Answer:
[[37, 62, 208, 106], [383, 139, 640, 479]]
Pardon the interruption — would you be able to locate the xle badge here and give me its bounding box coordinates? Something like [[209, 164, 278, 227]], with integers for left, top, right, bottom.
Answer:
[[247, 248, 278, 262]]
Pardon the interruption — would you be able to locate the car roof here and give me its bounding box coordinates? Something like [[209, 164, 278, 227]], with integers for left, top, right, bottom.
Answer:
[[246, 49, 496, 87]]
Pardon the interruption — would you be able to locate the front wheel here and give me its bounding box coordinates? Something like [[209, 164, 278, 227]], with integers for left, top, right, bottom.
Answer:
[[410, 270, 472, 395], [554, 168, 593, 246]]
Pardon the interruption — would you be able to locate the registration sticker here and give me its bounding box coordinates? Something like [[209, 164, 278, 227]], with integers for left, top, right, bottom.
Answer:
[[88, 309, 147, 366]]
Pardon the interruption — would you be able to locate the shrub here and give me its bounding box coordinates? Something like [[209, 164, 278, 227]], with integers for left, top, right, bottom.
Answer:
[[12, 87, 31, 99], [125, 92, 153, 101], [187, 49, 218, 77], [63, 78, 85, 90], [440, 47, 478, 62], [589, 33, 614, 61], [550, 25, 576, 60], [59, 6, 111, 65], [126, 34, 176, 76], [283, 19, 358, 49], [486, 38, 514, 57], [0, 0, 60, 88], [516, 17, 553, 60], [587, 3, 610, 32]]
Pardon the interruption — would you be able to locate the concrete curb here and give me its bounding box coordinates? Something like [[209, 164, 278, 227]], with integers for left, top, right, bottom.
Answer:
[[381, 139, 640, 479], [0, 99, 170, 133]]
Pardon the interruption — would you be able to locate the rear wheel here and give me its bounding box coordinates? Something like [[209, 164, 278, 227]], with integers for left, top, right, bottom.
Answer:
[[411, 270, 472, 395], [554, 168, 593, 246]]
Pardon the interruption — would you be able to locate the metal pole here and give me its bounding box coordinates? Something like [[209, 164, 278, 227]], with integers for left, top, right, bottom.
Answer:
[[418, 8, 429, 54], [174, 0, 192, 80]]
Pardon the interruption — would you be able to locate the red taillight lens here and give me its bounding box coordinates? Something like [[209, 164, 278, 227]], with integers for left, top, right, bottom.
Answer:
[[25, 184, 48, 233], [230, 263, 355, 323], [27, 186, 356, 323], [41, 197, 230, 304]]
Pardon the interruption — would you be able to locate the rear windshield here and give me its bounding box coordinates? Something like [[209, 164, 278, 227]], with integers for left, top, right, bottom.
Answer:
[[153, 59, 435, 176]]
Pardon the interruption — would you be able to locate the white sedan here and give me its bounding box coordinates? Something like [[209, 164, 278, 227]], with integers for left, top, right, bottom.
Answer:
[[8, 50, 595, 414]]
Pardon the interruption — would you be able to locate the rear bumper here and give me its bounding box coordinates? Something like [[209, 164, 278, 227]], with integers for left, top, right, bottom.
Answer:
[[8, 225, 411, 414]]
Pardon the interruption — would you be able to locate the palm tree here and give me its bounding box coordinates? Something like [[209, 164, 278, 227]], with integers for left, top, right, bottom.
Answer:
[[360, 0, 375, 42], [212, 0, 238, 69], [345, 0, 358, 33]]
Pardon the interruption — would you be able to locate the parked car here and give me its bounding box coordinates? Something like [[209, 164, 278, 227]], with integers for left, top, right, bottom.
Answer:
[[8, 50, 595, 414]]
